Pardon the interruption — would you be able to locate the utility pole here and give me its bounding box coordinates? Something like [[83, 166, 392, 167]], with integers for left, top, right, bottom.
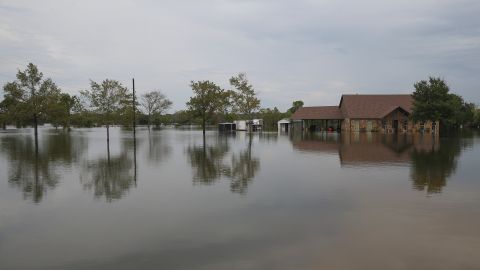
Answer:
[[132, 78, 136, 137], [132, 78, 137, 183]]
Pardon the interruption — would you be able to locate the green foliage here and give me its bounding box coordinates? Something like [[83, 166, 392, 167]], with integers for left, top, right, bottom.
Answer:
[[471, 106, 480, 128], [186, 80, 226, 132], [81, 79, 130, 127], [140, 90, 172, 128], [229, 73, 260, 120], [412, 77, 452, 122], [256, 107, 288, 131], [288, 100, 304, 114], [412, 77, 475, 129], [47, 93, 81, 129], [2, 63, 61, 129]]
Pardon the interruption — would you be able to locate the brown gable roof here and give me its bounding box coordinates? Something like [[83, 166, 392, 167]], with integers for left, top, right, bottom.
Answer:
[[339, 94, 412, 119], [291, 106, 344, 120]]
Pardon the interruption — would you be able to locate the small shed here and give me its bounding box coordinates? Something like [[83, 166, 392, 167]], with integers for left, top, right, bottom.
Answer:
[[218, 122, 236, 132], [250, 119, 263, 131], [277, 119, 290, 132], [234, 120, 247, 131], [233, 119, 263, 131]]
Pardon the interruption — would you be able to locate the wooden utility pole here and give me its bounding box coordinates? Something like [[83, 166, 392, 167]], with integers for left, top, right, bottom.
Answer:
[[132, 78, 136, 136], [132, 78, 137, 183]]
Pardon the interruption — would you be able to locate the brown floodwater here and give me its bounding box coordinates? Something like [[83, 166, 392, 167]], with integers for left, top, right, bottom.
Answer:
[[0, 127, 479, 270]]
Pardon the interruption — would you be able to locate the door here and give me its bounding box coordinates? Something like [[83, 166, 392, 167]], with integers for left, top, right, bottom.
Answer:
[[393, 120, 399, 133]]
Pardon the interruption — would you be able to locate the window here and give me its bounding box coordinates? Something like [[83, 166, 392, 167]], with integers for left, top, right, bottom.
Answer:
[[403, 120, 408, 132]]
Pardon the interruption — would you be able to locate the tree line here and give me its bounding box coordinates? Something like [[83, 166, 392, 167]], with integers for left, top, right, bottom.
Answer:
[[3, 64, 476, 136], [0, 63, 172, 133], [0, 64, 299, 135]]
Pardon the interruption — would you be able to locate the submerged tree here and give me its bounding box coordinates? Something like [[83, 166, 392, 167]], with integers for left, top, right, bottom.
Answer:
[[140, 90, 172, 129], [47, 93, 81, 130], [81, 79, 129, 143], [186, 80, 226, 135], [411, 77, 474, 128], [229, 73, 260, 132], [2, 63, 61, 136]]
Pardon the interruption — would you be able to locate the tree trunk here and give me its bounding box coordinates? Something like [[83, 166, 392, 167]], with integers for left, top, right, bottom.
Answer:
[[33, 113, 38, 140], [2, 121, 5, 130], [106, 123, 110, 144], [148, 113, 151, 131], [202, 116, 206, 135], [67, 112, 71, 131], [106, 123, 110, 165]]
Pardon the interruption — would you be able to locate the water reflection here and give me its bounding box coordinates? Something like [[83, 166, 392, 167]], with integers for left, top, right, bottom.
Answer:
[[410, 136, 472, 193], [187, 136, 230, 185], [80, 137, 137, 202], [225, 136, 260, 194], [186, 134, 260, 194], [0, 130, 87, 203], [291, 132, 471, 194], [146, 132, 172, 163]]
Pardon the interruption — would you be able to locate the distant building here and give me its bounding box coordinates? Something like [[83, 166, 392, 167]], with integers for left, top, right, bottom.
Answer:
[[291, 94, 439, 133], [234, 120, 247, 131], [277, 119, 290, 132], [218, 122, 236, 132], [234, 119, 263, 131]]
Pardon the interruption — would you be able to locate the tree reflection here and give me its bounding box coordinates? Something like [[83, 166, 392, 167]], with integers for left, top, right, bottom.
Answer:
[[1, 130, 87, 203], [225, 136, 260, 194], [80, 138, 137, 202], [290, 131, 472, 194], [186, 134, 260, 194], [410, 135, 470, 194], [147, 133, 171, 163], [187, 136, 230, 185]]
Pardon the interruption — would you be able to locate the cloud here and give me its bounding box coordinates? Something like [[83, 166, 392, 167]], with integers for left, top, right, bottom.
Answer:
[[1, 0, 479, 110]]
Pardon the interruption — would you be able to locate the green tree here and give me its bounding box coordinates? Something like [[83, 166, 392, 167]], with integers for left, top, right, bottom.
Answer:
[[412, 77, 452, 124], [288, 100, 304, 114], [412, 77, 476, 129], [474, 107, 480, 128], [2, 63, 61, 136], [140, 90, 172, 129], [47, 93, 80, 130], [186, 80, 226, 135], [229, 73, 260, 132], [257, 107, 287, 131], [81, 79, 129, 143]]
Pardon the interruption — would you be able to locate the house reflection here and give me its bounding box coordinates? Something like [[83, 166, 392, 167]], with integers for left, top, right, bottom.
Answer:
[[291, 132, 466, 194], [0, 130, 87, 203], [186, 134, 260, 194]]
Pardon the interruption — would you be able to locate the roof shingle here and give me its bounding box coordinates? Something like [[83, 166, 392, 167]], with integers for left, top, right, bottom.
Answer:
[[339, 94, 412, 119], [291, 106, 344, 120]]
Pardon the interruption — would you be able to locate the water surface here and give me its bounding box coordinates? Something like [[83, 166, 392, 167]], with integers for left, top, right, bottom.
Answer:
[[0, 128, 479, 269]]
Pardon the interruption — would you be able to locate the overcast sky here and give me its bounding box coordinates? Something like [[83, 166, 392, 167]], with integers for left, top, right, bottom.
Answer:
[[1, 0, 479, 111]]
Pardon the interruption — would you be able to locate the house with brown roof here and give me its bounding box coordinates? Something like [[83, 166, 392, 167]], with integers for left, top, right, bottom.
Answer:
[[291, 94, 438, 133]]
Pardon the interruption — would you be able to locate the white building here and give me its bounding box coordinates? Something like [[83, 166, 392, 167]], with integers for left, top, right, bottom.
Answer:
[[234, 119, 263, 131], [277, 119, 290, 132]]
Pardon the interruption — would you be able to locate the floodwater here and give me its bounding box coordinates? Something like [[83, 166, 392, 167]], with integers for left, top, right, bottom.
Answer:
[[0, 127, 479, 270]]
